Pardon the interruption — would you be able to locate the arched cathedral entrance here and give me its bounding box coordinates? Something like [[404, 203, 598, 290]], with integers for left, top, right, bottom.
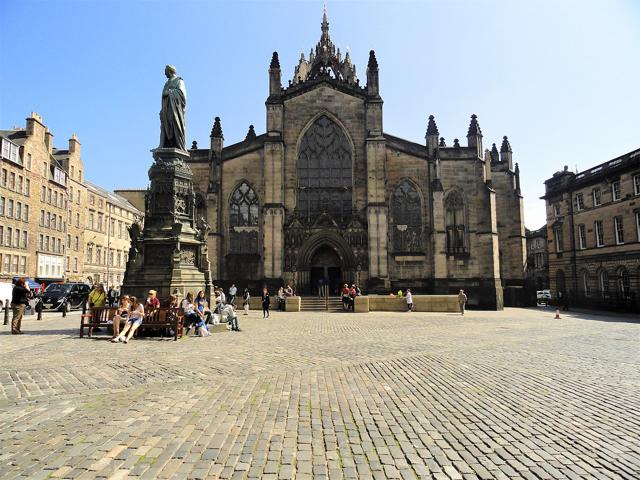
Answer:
[[310, 245, 342, 296]]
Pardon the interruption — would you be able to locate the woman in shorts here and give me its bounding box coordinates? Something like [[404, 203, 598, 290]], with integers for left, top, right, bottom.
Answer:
[[112, 296, 145, 343], [112, 295, 130, 339]]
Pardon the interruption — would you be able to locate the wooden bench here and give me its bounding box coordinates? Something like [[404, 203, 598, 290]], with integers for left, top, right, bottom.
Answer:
[[79, 307, 118, 338], [139, 307, 184, 341]]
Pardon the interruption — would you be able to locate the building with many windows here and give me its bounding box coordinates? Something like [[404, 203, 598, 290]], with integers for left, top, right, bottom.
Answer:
[[542, 148, 640, 312], [525, 226, 549, 290], [1, 112, 142, 287], [83, 182, 141, 288]]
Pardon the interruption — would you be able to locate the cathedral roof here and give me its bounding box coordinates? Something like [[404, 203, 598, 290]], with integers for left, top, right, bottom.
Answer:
[[290, 7, 358, 87]]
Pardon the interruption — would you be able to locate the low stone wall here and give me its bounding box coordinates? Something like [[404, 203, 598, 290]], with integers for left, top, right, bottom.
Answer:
[[356, 295, 459, 313], [285, 296, 301, 312]]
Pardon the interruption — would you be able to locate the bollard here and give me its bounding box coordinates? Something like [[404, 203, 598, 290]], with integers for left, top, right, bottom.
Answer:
[[82, 300, 87, 315], [37, 299, 43, 321], [3, 300, 9, 325], [62, 299, 67, 317]]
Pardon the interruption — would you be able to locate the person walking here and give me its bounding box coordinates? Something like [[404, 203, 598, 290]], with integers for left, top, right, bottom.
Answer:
[[242, 288, 250, 315], [10, 278, 32, 334], [261, 287, 270, 318], [406, 288, 413, 312], [458, 289, 468, 316], [228, 284, 237, 306]]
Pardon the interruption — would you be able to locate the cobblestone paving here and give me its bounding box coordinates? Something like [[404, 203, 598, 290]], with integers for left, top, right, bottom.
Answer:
[[0, 308, 638, 479]]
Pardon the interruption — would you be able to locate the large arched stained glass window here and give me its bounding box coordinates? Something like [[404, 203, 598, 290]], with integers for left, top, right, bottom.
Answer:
[[445, 190, 466, 254], [297, 115, 352, 223], [391, 181, 422, 252], [229, 182, 259, 253]]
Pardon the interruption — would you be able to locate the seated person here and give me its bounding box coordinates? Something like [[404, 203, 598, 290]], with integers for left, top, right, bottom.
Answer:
[[284, 284, 293, 297], [165, 294, 179, 308], [145, 289, 161, 313], [181, 292, 201, 335], [112, 296, 145, 343], [220, 303, 240, 332], [112, 295, 131, 337], [195, 290, 212, 324]]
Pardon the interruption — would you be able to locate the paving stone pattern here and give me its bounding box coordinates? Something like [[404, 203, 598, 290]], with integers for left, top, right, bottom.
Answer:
[[0, 308, 638, 479]]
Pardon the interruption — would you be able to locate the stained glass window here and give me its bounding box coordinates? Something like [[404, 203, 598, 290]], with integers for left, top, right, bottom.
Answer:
[[229, 182, 259, 253], [391, 181, 422, 252], [297, 115, 352, 223], [445, 190, 466, 254]]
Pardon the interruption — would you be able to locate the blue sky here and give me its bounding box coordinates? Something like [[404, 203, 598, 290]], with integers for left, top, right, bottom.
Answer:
[[1, 0, 638, 229]]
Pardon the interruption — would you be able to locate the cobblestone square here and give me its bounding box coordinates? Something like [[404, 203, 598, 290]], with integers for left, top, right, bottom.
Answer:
[[0, 308, 638, 479]]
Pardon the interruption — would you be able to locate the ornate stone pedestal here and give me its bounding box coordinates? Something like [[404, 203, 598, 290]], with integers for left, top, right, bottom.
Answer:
[[122, 148, 212, 302]]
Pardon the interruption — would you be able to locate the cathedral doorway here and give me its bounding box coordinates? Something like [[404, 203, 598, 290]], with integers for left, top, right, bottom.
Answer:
[[309, 245, 342, 295]]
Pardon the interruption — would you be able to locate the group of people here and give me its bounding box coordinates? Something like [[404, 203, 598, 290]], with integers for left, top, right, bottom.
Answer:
[[274, 284, 295, 312], [340, 284, 362, 311], [111, 288, 243, 343], [392, 288, 468, 315]]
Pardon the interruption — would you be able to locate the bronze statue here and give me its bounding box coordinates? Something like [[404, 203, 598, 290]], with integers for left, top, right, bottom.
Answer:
[[159, 65, 187, 151]]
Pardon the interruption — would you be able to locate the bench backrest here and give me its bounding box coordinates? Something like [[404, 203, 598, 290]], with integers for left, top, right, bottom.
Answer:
[[89, 307, 118, 321], [146, 307, 183, 324]]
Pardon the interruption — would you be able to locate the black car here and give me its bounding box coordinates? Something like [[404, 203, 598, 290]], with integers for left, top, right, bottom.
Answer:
[[40, 283, 91, 312]]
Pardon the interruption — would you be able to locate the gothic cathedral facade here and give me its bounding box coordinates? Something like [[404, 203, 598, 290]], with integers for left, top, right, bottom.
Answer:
[[186, 13, 526, 309]]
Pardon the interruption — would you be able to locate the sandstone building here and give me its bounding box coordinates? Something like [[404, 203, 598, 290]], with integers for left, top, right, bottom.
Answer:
[[525, 226, 549, 290], [147, 13, 526, 309], [542, 149, 640, 312], [0, 113, 141, 287]]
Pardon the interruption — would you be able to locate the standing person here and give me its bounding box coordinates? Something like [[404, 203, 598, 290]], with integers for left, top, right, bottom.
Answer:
[[107, 286, 117, 306], [406, 289, 413, 312], [10, 278, 32, 334], [145, 289, 160, 313], [242, 288, 251, 315], [228, 284, 237, 306], [214, 288, 223, 315], [88, 284, 107, 310], [219, 288, 226, 306], [277, 287, 286, 311], [261, 287, 270, 318], [349, 284, 357, 311], [112, 296, 145, 343], [458, 289, 468, 316], [397, 289, 403, 298]]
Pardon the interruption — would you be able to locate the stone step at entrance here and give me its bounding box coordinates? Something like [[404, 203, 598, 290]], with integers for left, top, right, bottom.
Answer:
[[300, 296, 347, 312]]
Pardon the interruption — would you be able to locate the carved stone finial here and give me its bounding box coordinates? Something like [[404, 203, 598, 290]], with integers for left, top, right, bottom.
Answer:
[[490, 143, 500, 162], [426, 115, 439, 136], [245, 124, 256, 141], [270, 51, 280, 69], [453, 138, 460, 148], [191, 140, 198, 150], [500, 135, 512, 153], [439, 137, 446, 147], [467, 114, 482, 137], [368, 50, 379, 70], [211, 116, 223, 138]]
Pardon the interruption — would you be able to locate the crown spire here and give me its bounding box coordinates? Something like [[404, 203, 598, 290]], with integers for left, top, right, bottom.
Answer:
[[211, 116, 223, 138], [321, 4, 330, 44], [500, 135, 512, 153]]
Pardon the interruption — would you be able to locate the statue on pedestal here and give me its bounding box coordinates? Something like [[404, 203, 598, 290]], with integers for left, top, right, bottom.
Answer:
[[159, 65, 187, 151]]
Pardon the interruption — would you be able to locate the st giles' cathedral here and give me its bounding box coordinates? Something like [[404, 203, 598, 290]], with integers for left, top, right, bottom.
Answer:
[[182, 12, 526, 309]]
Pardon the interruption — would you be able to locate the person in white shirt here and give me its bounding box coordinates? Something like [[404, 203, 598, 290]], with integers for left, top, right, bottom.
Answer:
[[228, 284, 237, 306], [112, 296, 145, 343], [221, 304, 240, 331], [406, 289, 413, 312]]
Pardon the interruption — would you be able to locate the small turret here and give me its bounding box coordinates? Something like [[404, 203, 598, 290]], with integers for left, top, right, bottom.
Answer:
[[269, 51, 282, 96], [490, 143, 500, 163], [210, 117, 223, 157], [425, 115, 439, 158], [466, 114, 483, 157], [366, 50, 379, 97], [500, 135, 513, 170]]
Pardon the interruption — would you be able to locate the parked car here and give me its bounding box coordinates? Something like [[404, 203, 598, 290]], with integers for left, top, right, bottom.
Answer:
[[40, 283, 91, 312], [537, 289, 551, 304], [0, 282, 14, 309]]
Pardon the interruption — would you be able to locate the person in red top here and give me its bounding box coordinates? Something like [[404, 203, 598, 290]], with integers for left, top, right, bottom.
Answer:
[[145, 289, 161, 312], [349, 285, 357, 311], [341, 284, 350, 310]]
